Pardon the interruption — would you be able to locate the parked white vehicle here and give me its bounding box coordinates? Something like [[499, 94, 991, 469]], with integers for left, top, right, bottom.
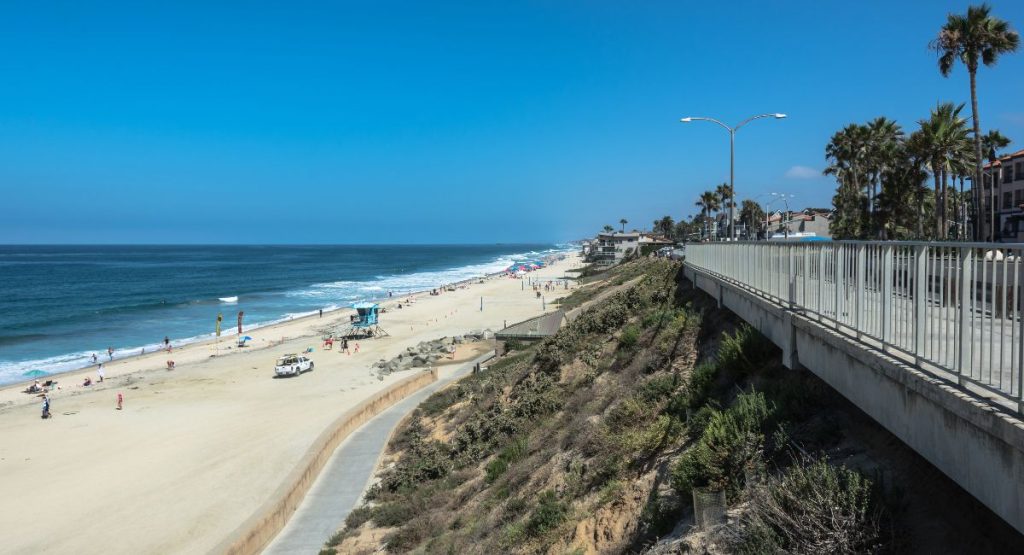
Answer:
[[274, 354, 313, 377]]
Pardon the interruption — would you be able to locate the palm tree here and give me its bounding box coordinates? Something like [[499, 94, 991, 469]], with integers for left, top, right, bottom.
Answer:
[[602, 224, 614, 233], [715, 183, 733, 235], [916, 102, 971, 238], [739, 199, 765, 239], [864, 117, 904, 237], [825, 124, 870, 238], [695, 191, 720, 240], [619, 218, 628, 233], [981, 130, 1012, 237], [657, 216, 675, 240], [932, 3, 1020, 239]]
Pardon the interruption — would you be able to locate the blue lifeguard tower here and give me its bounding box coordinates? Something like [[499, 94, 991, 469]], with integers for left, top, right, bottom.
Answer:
[[348, 302, 388, 338]]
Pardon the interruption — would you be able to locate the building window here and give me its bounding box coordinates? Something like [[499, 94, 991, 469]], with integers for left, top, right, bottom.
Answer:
[[1006, 166, 1015, 184], [1016, 189, 1024, 209], [1017, 162, 1024, 180], [1004, 191, 1013, 209]]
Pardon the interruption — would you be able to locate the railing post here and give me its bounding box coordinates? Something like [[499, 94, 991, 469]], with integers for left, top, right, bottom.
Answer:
[[855, 244, 866, 337], [958, 247, 973, 386], [787, 245, 795, 308], [881, 244, 894, 349], [817, 247, 825, 320], [834, 245, 844, 326], [914, 245, 927, 366]]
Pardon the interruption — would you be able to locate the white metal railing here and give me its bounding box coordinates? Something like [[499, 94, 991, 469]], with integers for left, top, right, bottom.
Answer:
[[686, 241, 1024, 414]]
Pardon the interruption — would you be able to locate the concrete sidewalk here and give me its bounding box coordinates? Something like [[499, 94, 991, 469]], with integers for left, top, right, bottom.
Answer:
[[263, 351, 493, 554]]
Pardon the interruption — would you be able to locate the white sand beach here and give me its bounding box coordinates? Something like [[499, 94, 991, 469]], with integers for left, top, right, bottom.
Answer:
[[0, 254, 578, 554]]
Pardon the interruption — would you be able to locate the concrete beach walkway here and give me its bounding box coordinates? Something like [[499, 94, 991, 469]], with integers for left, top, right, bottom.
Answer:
[[263, 351, 494, 554]]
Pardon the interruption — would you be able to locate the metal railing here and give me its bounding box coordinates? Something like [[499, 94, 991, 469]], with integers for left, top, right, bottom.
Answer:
[[686, 241, 1024, 414]]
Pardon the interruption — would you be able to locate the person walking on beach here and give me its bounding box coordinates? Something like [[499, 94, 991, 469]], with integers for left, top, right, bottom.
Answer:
[[41, 395, 51, 419], [116, 392, 123, 410], [107, 347, 114, 361], [164, 336, 170, 349], [91, 353, 98, 364], [319, 309, 323, 318], [97, 364, 105, 383]]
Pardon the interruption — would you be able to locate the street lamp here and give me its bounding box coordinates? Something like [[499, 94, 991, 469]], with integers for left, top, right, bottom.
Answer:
[[679, 113, 787, 241], [766, 193, 795, 239]]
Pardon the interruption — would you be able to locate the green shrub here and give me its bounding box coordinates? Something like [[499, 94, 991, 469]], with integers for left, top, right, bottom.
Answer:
[[721, 457, 891, 554], [375, 439, 453, 495], [344, 505, 373, 530], [485, 435, 530, 483], [318, 548, 337, 555], [683, 362, 720, 409], [717, 325, 776, 376], [373, 500, 416, 527], [671, 391, 776, 501], [504, 338, 525, 352], [619, 324, 640, 349], [526, 491, 569, 537]]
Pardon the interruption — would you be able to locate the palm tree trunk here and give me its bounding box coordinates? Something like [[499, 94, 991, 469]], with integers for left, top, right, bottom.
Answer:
[[934, 170, 942, 239], [942, 169, 949, 239], [970, 69, 984, 240]]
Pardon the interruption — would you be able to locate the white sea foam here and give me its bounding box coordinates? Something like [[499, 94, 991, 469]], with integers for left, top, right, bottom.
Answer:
[[0, 246, 572, 385]]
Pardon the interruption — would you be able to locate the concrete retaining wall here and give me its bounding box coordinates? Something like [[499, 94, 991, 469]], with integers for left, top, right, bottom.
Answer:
[[684, 265, 1024, 535], [214, 368, 438, 555]]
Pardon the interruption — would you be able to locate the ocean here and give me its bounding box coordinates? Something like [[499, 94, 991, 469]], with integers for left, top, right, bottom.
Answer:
[[0, 244, 565, 385]]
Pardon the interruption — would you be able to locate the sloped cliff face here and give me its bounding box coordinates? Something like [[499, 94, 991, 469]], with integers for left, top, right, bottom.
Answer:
[[326, 259, 1023, 555]]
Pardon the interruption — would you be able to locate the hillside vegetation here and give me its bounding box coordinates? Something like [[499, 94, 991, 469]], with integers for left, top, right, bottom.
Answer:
[[324, 259, 1020, 554]]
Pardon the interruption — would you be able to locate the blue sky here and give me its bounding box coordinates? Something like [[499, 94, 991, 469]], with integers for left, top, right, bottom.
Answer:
[[2, 1, 1024, 243]]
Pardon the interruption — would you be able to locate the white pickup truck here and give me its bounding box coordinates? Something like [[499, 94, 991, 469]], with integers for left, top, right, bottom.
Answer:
[[274, 354, 314, 377]]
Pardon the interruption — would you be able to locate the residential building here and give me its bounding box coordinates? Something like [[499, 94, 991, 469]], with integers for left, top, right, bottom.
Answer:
[[982, 149, 1024, 242], [588, 232, 640, 265]]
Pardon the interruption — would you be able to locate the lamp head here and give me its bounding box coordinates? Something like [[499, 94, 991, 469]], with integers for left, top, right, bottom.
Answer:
[[774, 113, 787, 119], [680, 117, 693, 123]]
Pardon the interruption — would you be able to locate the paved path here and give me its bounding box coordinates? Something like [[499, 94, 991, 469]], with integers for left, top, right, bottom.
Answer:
[[263, 351, 493, 554]]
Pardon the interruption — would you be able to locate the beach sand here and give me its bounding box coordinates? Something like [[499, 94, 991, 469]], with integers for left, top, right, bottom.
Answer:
[[0, 254, 580, 554]]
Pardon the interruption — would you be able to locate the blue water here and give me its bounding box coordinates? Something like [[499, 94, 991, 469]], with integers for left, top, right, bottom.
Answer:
[[0, 244, 564, 385]]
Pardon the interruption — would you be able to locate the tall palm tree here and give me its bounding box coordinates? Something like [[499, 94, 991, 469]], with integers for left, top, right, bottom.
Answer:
[[658, 215, 675, 240], [981, 130, 1012, 237], [825, 124, 870, 238], [695, 191, 719, 240], [714, 183, 733, 236], [864, 117, 904, 237], [619, 218, 628, 233], [932, 3, 1020, 239], [602, 224, 614, 233], [916, 102, 971, 238]]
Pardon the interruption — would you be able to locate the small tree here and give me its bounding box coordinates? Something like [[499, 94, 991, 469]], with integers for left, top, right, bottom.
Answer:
[[619, 218, 628, 232]]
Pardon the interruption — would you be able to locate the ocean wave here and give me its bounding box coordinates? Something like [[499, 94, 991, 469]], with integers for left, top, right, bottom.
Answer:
[[0, 245, 573, 385]]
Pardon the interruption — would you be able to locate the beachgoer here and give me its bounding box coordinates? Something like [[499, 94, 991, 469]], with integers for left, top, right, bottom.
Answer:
[[166, 360, 175, 370], [354, 343, 360, 353], [41, 395, 51, 419], [91, 353, 98, 364], [117, 392, 123, 410], [164, 336, 170, 347], [97, 365, 105, 382], [83, 376, 92, 387], [319, 309, 323, 318], [107, 347, 114, 361]]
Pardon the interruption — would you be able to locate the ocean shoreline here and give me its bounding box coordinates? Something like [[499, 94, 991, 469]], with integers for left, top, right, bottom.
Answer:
[[1, 249, 572, 394], [0, 245, 572, 388]]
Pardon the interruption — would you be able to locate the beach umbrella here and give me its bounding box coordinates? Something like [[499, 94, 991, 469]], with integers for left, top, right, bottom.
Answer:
[[242, 335, 253, 341], [22, 369, 47, 378]]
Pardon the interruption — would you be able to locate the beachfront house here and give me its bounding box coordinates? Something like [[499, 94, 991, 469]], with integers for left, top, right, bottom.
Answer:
[[589, 232, 640, 266]]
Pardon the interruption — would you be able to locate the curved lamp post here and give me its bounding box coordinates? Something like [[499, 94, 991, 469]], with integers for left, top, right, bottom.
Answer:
[[680, 113, 787, 241]]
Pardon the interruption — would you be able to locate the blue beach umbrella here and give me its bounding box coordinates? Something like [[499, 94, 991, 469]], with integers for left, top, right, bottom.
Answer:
[[22, 369, 48, 378]]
